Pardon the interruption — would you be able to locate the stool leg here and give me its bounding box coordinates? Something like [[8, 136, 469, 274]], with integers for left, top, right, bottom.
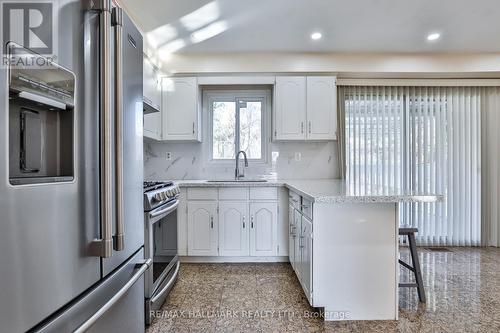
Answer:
[[408, 233, 426, 303]]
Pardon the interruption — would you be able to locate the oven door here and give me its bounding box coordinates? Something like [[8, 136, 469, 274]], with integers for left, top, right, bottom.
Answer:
[[145, 199, 179, 297]]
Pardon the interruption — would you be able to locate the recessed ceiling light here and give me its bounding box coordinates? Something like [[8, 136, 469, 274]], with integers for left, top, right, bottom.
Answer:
[[427, 33, 440, 41], [311, 32, 322, 40]]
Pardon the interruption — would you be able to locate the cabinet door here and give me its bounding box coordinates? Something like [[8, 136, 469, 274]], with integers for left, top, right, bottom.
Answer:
[[293, 209, 302, 276], [300, 216, 313, 302], [187, 201, 218, 256], [143, 57, 157, 108], [288, 205, 296, 269], [306, 76, 337, 140], [219, 202, 249, 256], [274, 76, 306, 140], [249, 202, 278, 256], [177, 189, 188, 256], [162, 77, 199, 141], [143, 112, 161, 140], [143, 57, 161, 139]]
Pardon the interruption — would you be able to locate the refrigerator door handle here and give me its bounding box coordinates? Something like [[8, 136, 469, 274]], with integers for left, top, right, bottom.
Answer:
[[88, 0, 113, 258], [73, 259, 152, 333], [112, 6, 125, 252]]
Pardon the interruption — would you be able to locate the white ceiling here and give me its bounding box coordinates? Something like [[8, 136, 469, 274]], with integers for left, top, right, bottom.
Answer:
[[121, 0, 500, 54]]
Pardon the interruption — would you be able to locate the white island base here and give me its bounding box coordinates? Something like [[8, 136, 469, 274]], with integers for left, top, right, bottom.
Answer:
[[313, 202, 398, 321]]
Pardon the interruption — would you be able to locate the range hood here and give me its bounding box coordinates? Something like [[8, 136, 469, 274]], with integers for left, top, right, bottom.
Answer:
[[143, 96, 160, 114]]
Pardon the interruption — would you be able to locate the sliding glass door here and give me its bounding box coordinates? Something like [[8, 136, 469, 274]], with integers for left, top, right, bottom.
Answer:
[[341, 86, 481, 246]]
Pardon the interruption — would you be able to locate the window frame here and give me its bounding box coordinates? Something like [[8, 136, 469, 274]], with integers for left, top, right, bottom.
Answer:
[[204, 89, 271, 165]]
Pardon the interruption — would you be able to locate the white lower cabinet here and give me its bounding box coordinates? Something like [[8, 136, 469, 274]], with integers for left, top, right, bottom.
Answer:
[[289, 191, 313, 304], [288, 205, 297, 270], [299, 216, 313, 302], [177, 188, 188, 256], [187, 201, 218, 256], [249, 202, 278, 256], [218, 201, 249, 256], [293, 209, 301, 274], [184, 187, 281, 258]]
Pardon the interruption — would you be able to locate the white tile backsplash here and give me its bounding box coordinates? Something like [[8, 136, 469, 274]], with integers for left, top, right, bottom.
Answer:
[[144, 140, 340, 181]]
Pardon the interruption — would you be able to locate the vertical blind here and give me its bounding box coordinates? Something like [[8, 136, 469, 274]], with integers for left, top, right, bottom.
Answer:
[[481, 87, 500, 247], [339, 86, 482, 246]]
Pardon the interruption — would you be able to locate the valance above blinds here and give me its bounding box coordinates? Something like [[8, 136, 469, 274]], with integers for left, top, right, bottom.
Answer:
[[339, 85, 482, 246], [337, 78, 500, 87]]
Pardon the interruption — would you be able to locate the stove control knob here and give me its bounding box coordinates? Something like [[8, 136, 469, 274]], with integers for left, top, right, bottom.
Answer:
[[175, 187, 180, 194], [154, 193, 162, 202], [161, 192, 167, 200], [168, 189, 174, 197]]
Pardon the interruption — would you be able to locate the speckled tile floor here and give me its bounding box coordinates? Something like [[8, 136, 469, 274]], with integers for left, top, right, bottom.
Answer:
[[147, 247, 500, 333]]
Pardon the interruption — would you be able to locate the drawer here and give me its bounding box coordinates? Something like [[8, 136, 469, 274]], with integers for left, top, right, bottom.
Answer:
[[187, 187, 218, 200], [219, 187, 248, 200], [289, 191, 301, 209], [301, 197, 313, 220], [249, 187, 278, 201]]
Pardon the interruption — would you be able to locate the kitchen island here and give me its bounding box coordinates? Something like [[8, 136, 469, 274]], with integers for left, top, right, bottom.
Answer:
[[172, 179, 442, 321]]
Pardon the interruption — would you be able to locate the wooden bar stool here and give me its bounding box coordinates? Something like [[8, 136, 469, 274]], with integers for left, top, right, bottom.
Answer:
[[399, 226, 426, 303]]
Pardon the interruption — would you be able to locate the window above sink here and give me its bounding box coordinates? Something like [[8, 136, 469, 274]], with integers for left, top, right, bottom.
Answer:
[[204, 89, 271, 165]]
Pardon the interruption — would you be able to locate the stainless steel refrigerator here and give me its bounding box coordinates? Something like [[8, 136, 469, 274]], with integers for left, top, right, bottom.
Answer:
[[0, 1, 147, 332]]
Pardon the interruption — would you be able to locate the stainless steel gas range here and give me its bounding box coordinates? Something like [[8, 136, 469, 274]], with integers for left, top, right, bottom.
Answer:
[[143, 181, 180, 324]]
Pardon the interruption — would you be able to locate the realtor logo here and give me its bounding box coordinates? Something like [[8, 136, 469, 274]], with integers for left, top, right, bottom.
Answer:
[[2, 1, 53, 54]]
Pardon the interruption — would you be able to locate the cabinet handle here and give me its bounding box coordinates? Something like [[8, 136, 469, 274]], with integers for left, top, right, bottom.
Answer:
[[308, 121, 311, 134], [243, 216, 246, 229], [210, 216, 214, 228], [251, 216, 254, 228], [301, 122, 304, 134], [299, 236, 305, 248], [192, 122, 195, 134]]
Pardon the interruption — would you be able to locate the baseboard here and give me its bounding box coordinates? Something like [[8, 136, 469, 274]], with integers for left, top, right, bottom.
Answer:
[[179, 256, 289, 263]]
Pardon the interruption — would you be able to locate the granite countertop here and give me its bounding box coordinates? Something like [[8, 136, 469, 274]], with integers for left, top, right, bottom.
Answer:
[[173, 179, 443, 204]]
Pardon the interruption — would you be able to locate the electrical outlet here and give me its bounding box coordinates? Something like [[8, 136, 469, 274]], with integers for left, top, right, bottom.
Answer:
[[294, 152, 301, 161], [166, 152, 172, 160]]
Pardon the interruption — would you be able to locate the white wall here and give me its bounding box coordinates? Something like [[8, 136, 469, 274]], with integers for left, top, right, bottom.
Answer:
[[158, 52, 500, 77]]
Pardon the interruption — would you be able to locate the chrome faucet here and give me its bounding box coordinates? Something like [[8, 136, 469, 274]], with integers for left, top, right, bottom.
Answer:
[[235, 150, 248, 180]]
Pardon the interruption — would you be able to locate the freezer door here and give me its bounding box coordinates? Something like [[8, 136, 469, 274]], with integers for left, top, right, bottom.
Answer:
[[0, 2, 101, 332], [102, 8, 144, 276], [32, 249, 148, 333]]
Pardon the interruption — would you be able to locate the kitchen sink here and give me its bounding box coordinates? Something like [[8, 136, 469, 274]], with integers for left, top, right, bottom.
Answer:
[[206, 180, 268, 183]]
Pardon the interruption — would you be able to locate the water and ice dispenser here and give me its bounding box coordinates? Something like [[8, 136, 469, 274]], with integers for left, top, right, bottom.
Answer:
[[8, 44, 75, 185]]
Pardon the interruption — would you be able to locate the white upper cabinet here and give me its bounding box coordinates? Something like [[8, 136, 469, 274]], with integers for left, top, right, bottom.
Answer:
[[162, 77, 201, 141], [143, 56, 162, 140], [187, 201, 218, 256], [218, 201, 249, 256], [273, 76, 337, 141], [306, 76, 337, 140], [274, 76, 307, 140], [249, 202, 278, 256]]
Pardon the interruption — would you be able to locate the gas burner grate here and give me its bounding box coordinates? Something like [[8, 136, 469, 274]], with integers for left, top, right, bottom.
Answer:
[[143, 181, 173, 192]]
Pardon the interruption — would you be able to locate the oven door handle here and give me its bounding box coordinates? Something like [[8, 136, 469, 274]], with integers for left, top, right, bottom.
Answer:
[[149, 200, 179, 219], [150, 261, 180, 304]]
